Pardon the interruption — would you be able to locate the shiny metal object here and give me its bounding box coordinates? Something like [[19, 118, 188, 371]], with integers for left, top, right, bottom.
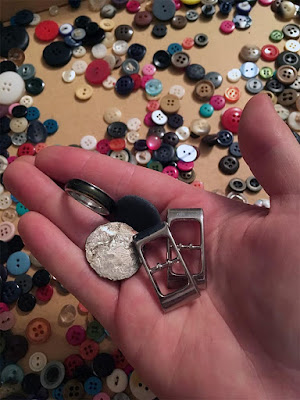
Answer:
[[85, 222, 140, 281], [227, 191, 248, 203], [167, 209, 206, 289], [133, 222, 200, 312]]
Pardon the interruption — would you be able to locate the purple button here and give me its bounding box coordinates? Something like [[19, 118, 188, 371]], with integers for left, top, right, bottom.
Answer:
[[66, 325, 86, 346], [144, 112, 156, 127]]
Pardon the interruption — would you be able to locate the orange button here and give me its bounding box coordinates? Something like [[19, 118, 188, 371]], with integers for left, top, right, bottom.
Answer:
[[26, 318, 51, 344], [79, 339, 99, 360], [109, 138, 126, 151], [224, 86, 240, 103]]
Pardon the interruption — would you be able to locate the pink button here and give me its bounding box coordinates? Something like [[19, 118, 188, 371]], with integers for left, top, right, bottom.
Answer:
[[209, 95, 226, 110], [146, 135, 161, 150], [0, 310, 15, 330], [93, 393, 110, 400], [0, 105, 9, 118], [36, 284, 54, 302], [221, 107, 242, 134], [142, 64, 156, 76], [162, 166, 179, 178], [192, 180, 204, 189], [126, 0, 141, 13], [220, 20, 235, 34], [7, 156, 18, 164], [0, 221, 15, 242], [259, 0, 272, 4], [96, 139, 110, 154], [147, 100, 160, 112], [0, 302, 10, 314], [78, 302, 89, 313], [8, 103, 19, 115], [172, 0, 182, 10], [66, 325, 87, 346], [141, 75, 153, 89], [144, 112, 155, 127], [123, 363, 134, 375], [177, 160, 194, 171]]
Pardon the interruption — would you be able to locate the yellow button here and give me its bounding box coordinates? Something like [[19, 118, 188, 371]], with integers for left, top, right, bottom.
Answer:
[[181, 0, 202, 4], [99, 19, 115, 31], [75, 85, 93, 100]]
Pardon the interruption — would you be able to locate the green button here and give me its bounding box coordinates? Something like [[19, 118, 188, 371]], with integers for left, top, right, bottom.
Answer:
[[269, 30, 284, 42], [86, 320, 105, 342], [146, 160, 163, 172], [259, 66, 273, 80], [199, 103, 214, 118]]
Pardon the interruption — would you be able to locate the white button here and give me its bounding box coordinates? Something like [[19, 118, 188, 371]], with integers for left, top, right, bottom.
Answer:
[[11, 132, 27, 146], [29, 352, 48, 372], [287, 111, 300, 131], [1, 208, 17, 223], [169, 84, 185, 99], [0, 71, 25, 105], [30, 253, 43, 268], [103, 107, 122, 123], [109, 150, 129, 162], [176, 144, 197, 162], [102, 32, 115, 48], [59, 23, 73, 36], [126, 130, 139, 144], [112, 40, 129, 56], [20, 95, 33, 107], [106, 369, 128, 393], [103, 54, 116, 70], [92, 43, 107, 59], [289, 75, 300, 91], [73, 46, 86, 58], [135, 150, 151, 165], [0, 184, 4, 195], [0, 193, 12, 210], [72, 60, 87, 75], [0, 221, 15, 242], [0, 155, 8, 175], [129, 370, 156, 400], [175, 126, 190, 141], [71, 28, 86, 41], [274, 104, 290, 120], [151, 110, 167, 125], [62, 69, 76, 83], [255, 199, 270, 208], [227, 68, 242, 83], [127, 117, 142, 131], [80, 135, 97, 150], [102, 75, 117, 89], [285, 39, 300, 52], [29, 13, 41, 26], [190, 118, 211, 135], [10, 117, 28, 133]]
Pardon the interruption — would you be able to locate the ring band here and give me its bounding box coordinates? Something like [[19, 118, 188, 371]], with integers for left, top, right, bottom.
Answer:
[[64, 179, 115, 216]]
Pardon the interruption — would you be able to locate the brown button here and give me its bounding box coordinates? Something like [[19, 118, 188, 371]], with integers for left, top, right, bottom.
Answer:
[[276, 65, 297, 84], [194, 80, 215, 101], [171, 15, 187, 29], [239, 45, 261, 62], [160, 94, 180, 113], [178, 169, 196, 184], [296, 96, 300, 111], [260, 90, 277, 105], [63, 379, 84, 400], [115, 24, 134, 42], [277, 88, 298, 106], [171, 51, 190, 68], [7, 48, 25, 66], [279, 1, 296, 19], [26, 318, 51, 344], [271, 0, 282, 12], [134, 10, 153, 27]]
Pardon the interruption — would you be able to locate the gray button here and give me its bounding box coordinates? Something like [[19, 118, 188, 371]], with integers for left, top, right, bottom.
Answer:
[[15, 273, 33, 294], [289, 75, 300, 91], [186, 10, 199, 22], [194, 33, 208, 47], [17, 63, 35, 80], [121, 58, 140, 75], [246, 176, 262, 192], [228, 178, 246, 193], [40, 361, 65, 389], [171, 51, 190, 68], [115, 25, 134, 42], [71, 28, 86, 41], [100, 4, 116, 18], [11, 132, 27, 146], [246, 78, 264, 94], [282, 23, 300, 39], [152, 0, 176, 21], [205, 71, 223, 88]]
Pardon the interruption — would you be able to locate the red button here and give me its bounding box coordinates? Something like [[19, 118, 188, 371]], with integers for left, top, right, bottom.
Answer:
[[80, 339, 99, 360], [35, 20, 59, 41], [66, 325, 86, 346], [182, 37, 194, 50], [0, 302, 9, 313], [162, 166, 179, 178], [221, 107, 242, 134], [109, 138, 126, 151], [85, 60, 110, 85], [220, 20, 235, 34], [96, 139, 110, 154], [173, 0, 182, 10], [177, 160, 194, 172], [141, 75, 153, 89], [64, 354, 85, 378], [113, 349, 128, 369], [36, 284, 53, 302], [131, 73, 142, 90], [147, 100, 160, 112], [17, 143, 36, 157], [126, 0, 141, 12], [261, 44, 279, 61]]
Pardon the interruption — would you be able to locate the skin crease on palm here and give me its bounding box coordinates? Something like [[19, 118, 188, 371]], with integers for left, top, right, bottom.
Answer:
[[3, 93, 300, 399]]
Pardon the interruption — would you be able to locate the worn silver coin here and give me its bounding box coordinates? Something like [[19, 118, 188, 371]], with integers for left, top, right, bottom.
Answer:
[[85, 222, 140, 281]]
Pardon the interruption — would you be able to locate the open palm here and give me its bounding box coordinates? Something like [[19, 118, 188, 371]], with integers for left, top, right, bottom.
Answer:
[[4, 94, 300, 399]]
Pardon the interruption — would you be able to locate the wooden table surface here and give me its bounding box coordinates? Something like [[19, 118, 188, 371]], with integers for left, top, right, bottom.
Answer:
[[1, 1, 296, 398]]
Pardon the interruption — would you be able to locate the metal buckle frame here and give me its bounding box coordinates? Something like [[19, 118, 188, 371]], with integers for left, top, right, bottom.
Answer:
[[133, 222, 200, 312], [167, 209, 206, 289]]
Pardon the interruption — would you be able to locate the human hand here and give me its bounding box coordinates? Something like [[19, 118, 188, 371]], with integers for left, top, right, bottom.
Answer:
[[4, 94, 300, 400]]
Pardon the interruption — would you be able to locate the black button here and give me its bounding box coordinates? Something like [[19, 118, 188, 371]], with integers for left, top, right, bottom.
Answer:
[[107, 122, 127, 138], [246, 176, 262, 192], [43, 41, 73, 67], [0, 26, 29, 58], [0, 60, 17, 74], [217, 130, 233, 147], [73, 364, 93, 381], [92, 353, 115, 378], [112, 0, 128, 8], [3, 334, 28, 363], [115, 76, 134, 96], [201, 4, 216, 17], [0, 263, 8, 282], [228, 178, 246, 192], [74, 15, 91, 29], [205, 72, 223, 88], [292, 130, 300, 144], [178, 169, 196, 184], [127, 43, 146, 62], [153, 143, 175, 163], [15, 273, 33, 294], [7, 235, 24, 254], [163, 132, 179, 146], [185, 64, 205, 81], [0, 149, 9, 158], [168, 114, 183, 129], [1, 281, 21, 303], [115, 25, 134, 42], [219, 155, 240, 174], [229, 142, 242, 157], [18, 293, 36, 312], [219, 1, 233, 14], [0, 241, 9, 264], [194, 33, 209, 47], [201, 134, 218, 146], [152, 24, 167, 38], [12, 105, 27, 118], [265, 78, 285, 95], [27, 121, 48, 143], [147, 126, 165, 138], [14, 9, 34, 26], [83, 24, 105, 46], [32, 269, 51, 287], [69, 0, 81, 8], [25, 78, 45, 95], [22, 373, 42, 395], [153, 50, 171, 69], [0, 116, 11, 135], [0, 134, 12, 150], [276, 51, 300, 70], [134, 139, 147, 151]]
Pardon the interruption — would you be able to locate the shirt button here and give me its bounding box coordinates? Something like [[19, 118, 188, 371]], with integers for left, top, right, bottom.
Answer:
[[93, 353, 115, 377], [152, 50, 171, 69], [152, 0, 176, 21], [151, 110, 168, 125], [26, 317, 52, 344], [151, 23, 167, 38], [29, 352, 48, 372], [66, 325, 86, 346], [1, 364, 24, 384], [229, 177, 246, 192], [7, 48, 25, 67], [171, 14, 187, 29], [35, 20, 59, 41], [227, 68, 241, 83], [7, 251, 30, 275], [17, 292, 36, 312], [115, 24, 134, 41], [40, 361, 65, 389], [277, 88, 298, 106], [261, 44, 280, 61], [36, 284, 54, 302], [106, 369, 128, 393], [194, 33, 209, 47], [0, 310, 16, 330], [246, 78, 264, 94], [63, 379, 85, 400], [162, 165, 179, 178], [220, 20, 235, 34], [0, 193, 12, 210], [287, 111, 300, 131], [276, 65, 298, 84], [85, 59, 110, 84], [175, 126, 190, 141], [219, 155, 240, 174], [240, 44, 261, 62], [73, 45, 87, 57], [229, 141, 242, 157], [134, 10, 153, 27], [190, 118, 211, 136], [240, 62, 259, 79], [0, 71, 25, 105], [194, 80, 215, 101], [75, 84, 93, 100], [1, 208, 17, 222], [282, 23, 300, 39], [15, 273, 33, 293], [233, 14, 252, 29], [246, 176, 262, 192], [169, 84, 185, 99], [84, 376, 103, 395], [209, 94, 226, 110], [221, 107, 242, 133], [103, 107, 122, 124], [129, 370, 156, 400], [80, 338, 99, 360], [285, 39, 300, 52], [135, 150, 151, 165], [199, 103, 214, 117], [176, 144, 197, 162], [64, 354, 84, 377], [217, 130, 233, 147]]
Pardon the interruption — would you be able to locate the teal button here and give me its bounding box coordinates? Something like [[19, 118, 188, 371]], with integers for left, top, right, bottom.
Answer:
[[1, 364, 24, 383], [145, 79, 163, 96], [16, 202, 29, 216], [199, 103, 214, 117], [7, 251, 30, 276]]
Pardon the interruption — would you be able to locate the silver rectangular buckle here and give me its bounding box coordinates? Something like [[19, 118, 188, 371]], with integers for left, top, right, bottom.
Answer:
[[167, 209, 206, 289], [133, 222, 200, 312]]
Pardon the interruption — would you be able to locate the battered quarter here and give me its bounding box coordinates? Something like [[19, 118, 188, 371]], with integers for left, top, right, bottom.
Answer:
[[85, 222, 140, 281]]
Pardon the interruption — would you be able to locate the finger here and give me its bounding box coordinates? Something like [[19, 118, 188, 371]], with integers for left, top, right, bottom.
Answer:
[[238, 93, 300, 198], [18, 211, 119, 327], [3, 160, 105, 249]]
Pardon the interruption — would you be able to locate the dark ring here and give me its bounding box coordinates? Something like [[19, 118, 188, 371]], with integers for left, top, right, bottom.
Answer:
[[64, 179, 115, 216]]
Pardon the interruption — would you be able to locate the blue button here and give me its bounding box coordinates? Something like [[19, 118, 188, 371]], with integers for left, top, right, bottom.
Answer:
[[11, 194, 19, 203], [52, 384, 64, 400], [2, 281, 22, 303], [145, 79, 163, 96], [127, 43, 146, 62], [44, 119, 58, 135], [64, 35, 82, 48], [229, 141, 242, 157], [7, 251, 30, 276], [27, 120, 48, 144], [217, 130, 233, 147], [16, 202, 29, 216], [167, 43, 182, 55], [84, 376, 102, 395], [26, 106, 40, 121], [115, 76, 134, 96], [240, 62, 259, 79], [1, 364, 24, 384]]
